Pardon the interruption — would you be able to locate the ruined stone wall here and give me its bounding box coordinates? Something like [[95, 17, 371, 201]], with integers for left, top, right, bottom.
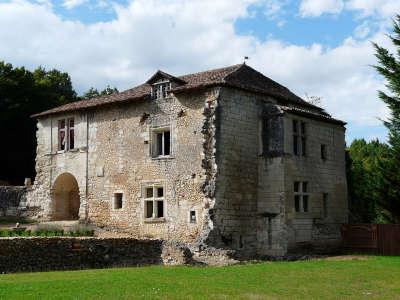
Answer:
[[0, 237, 192, 273], [0, 186, 28, 217], [282, 114, 347, 252]]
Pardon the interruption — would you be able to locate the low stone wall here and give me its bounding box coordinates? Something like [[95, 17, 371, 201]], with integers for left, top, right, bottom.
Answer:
[[0, 186, 28, 217], [0, 237, 192, 273]]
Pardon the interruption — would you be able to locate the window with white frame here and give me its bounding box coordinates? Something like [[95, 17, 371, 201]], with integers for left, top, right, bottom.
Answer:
[[144, 185, 164, 219], [58, 118, 75, 151], [152, 128, 171, 157], [292, 120, 306, 156], [151, 81, 171, 99], [294, 181, 309, 213]]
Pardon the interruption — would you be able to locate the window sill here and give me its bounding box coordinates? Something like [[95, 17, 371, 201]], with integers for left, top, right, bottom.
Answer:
[[144, 218, 166, 224], [151, 155, 174, 160]]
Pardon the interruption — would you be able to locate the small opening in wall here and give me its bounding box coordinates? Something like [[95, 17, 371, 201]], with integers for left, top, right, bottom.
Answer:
[[190, 210, 196, 223], [114, 193, 123, 209]]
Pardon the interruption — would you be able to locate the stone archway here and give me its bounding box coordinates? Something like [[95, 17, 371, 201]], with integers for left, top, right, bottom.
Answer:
[[51, 173, 80, 220]]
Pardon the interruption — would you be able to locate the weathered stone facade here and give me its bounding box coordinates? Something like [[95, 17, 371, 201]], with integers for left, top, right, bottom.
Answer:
[[27, 64, 348, 257]]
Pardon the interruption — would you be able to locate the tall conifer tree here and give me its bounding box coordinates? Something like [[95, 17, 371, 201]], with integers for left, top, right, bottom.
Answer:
[[374, 15, 400, 222]]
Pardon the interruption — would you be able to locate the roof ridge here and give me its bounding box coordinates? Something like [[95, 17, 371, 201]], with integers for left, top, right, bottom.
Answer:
[[177, 63, 243, 80]]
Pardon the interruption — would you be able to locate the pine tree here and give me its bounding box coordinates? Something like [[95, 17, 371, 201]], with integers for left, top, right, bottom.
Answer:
[[373, 15, 400, 222]]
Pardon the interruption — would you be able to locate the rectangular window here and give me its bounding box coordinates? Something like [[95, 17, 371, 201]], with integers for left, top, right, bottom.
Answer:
[[294, 181, 309, 213], [293, 120, 299, 156], [152, 129, 171, 157], [58, 118, 75, 151], [151, 82, 171, 99], [144, 185, 164, 219], [190, 210, 196, 223], [300, 122, 306, 156], [323, 193, 328, 218], [68, 118, 75, 150], [113, 193, 123, 209], [58, 120, 66, 151], [321, 144, 327, 160], [292, 120, 306, 156]]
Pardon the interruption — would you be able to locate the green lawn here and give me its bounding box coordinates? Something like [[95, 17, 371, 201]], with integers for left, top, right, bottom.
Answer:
[[0, 256, 399, 299]]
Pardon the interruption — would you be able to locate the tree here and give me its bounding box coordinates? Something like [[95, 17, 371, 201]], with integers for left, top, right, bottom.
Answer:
[[82, 85, 118, 100], [347, 139, 390, 223], [0, 61, 78, 184], [373, 15, 400, 222]]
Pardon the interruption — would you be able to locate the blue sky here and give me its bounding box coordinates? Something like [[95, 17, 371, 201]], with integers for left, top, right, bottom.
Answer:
[[0, 0, 399, 143]]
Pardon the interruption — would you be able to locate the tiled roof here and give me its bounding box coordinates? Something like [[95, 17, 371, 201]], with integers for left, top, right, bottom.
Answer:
[[278, 105, 346, 125], [32, 64, 336, 121]]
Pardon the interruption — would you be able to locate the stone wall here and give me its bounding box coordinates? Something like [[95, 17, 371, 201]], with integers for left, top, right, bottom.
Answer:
[[282, 114, 347, 252], [0, 237, 192, 273], [0, 186, 31, 217], [27, 89, 216, 242]]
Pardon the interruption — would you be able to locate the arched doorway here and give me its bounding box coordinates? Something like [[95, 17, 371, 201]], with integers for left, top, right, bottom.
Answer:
[[51, 173, 80, 220]]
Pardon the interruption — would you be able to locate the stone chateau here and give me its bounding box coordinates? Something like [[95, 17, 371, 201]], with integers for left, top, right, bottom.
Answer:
[[27, 64, 348, 257]]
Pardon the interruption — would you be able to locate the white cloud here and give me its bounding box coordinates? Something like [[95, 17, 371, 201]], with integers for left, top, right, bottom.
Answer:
[[346, 0, 400, 19], [0, 0, 392, 141], [62, 0, 88, 9], [299, 0, 344, 17]]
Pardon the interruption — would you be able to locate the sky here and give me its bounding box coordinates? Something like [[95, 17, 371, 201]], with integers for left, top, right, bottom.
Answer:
[[0, 0, 399, 143]]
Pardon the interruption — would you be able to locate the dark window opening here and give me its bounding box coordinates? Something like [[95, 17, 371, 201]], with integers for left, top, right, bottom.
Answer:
[[295, 195, 300, 212], [321, 144, 327, 160], [157, 201, 164, 218], [302, 182, 308, 193], [114, 193, 123, 209], [190, 210, 196, 223], [164, 131, 170, 155], [145, 201, 153, 218], [294, 181, 300, 193], [303, 195, 309, 212], [293, 135, 298, 155], [301, 137, 306, 156], [157, 187, 164, 197], [293, 120, 298, 133], [323, 193, 328, 218], [146, 187, 153, 198]]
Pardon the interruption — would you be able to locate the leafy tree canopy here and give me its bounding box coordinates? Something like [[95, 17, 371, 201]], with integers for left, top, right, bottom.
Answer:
[[82, 85, 118, 100], [0, 61, 77, 184]]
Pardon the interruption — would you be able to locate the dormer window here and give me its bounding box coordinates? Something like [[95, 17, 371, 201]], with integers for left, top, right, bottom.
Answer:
[[151, 81, 171, 99]]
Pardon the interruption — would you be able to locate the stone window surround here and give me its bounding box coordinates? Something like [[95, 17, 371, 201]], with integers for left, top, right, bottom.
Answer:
[[292, 119, 306, 157], [189, 209, 197, 224], [151, 80, 172, 100], [111, 190, 124, 211], [294, 181, 309, 213], [141, 182, 166, 223], [57, 117, 75, 152], [150, 125, 173, 159]]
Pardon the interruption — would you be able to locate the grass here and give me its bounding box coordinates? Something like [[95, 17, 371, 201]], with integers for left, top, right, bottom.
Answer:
[[0, 223, 95, 237], [0, 256, 399, 299]]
